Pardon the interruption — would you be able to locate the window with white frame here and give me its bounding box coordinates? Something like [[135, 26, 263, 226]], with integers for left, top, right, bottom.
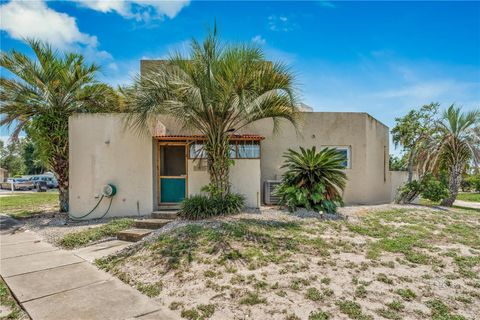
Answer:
[[322, 146, 350, 168], [237, 141, 260, 158], [190, 140, 261, 159], [334, 146, 351, 168]]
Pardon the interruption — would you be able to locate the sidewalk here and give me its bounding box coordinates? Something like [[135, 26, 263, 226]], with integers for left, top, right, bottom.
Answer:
[[0, 228, 175, 320], [454, 199, 480, 209]]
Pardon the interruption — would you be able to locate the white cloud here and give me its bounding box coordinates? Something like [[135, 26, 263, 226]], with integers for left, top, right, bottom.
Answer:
[[75, 0, 190, 22], [0, 0, 97, 49], [268, 15, 294, 32], [251, 35, 266, 45]]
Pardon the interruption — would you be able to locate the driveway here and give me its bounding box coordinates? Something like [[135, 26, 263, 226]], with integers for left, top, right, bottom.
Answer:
[[0, 225, 176, 320]]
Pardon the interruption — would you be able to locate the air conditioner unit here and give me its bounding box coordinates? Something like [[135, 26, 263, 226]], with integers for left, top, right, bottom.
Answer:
[[264, 180, 282, 205]]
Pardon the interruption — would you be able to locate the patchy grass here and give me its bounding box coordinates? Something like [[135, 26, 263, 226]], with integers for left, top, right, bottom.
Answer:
[[59, 218, 134, 249], [426, 299, 466, 320], [96, 205, 479, 320], [239, 291, 266, 305], [456, 193, 480, 202], [0, 277, 28, 319], [395, 288, 417, 301], [336, 300, 372, 320], [0, 191, 59, 218], [305, 287, 322, 301]]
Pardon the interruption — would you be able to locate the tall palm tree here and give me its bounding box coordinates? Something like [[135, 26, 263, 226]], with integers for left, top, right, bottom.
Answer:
[[0, 40, 118, 212], [125, 28, 299, 196], [419, 105, 479, 206]]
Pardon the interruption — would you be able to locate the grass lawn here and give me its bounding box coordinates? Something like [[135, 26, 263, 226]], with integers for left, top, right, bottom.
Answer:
[[0, 191, 59, 218], [97, 204, 480, 320], [59, 218, 134, 249], [457, 193, 480, 202], [0, 277, 28, 319]]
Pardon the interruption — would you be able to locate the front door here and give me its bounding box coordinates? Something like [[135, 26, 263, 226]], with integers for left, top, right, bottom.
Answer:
[[158, 144, 187, 204]]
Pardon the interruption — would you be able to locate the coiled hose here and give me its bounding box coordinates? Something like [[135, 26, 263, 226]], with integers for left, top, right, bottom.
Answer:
[[66, 195, 114, 223]]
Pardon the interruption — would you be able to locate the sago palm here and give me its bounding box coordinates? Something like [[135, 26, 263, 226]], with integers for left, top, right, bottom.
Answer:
[[0, 40, 118, 212], [418, 105, 479, 206], [125, 28, 299, 196], [276, 147, 347, 213]]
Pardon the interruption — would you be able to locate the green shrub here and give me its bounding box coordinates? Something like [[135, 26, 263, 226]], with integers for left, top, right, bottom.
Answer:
[[180, 193, 244, 220], [462, 174, 480, 192], [398, 174, 449, 203], [274, 147, 347, 213], [420, 174, 449, 202]]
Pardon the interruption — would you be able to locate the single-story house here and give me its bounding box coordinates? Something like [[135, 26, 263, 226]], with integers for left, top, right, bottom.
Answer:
[[68, 60, 400, 218]]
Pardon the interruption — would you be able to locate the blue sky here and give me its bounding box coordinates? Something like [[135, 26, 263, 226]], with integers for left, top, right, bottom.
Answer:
[[1, 0, 479, 153]]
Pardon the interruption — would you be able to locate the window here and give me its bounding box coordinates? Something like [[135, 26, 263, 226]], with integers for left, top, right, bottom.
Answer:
[[237, 141, 260, 158], [229, 143, 237, 159], [189, 140, 261, 159], [323, 146, 350, 169], [189, 141, 207, 159]]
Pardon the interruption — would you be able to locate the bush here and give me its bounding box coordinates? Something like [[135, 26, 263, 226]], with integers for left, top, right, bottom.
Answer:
[[274, 147, 347, 213], [396, 180, 422, 204], [180, 193, 244, 220], [397, 174, 449, 204], [420, 174, 449, 202], [462, 174, 480, 192]]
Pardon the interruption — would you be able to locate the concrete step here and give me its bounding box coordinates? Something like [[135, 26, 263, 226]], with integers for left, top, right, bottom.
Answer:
[[157, 204, 181, 210], [151, 211, 179, 219], [134, 219, 171, 229], [117, 229, 153, 242]]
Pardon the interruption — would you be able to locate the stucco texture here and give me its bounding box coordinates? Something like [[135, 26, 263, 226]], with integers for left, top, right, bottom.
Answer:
[[69, 114, 153, 218], [69, 112, 393, 217]]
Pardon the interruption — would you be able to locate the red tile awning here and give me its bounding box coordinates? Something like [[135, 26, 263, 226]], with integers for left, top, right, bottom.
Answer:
[[155, 134, 265, 141]]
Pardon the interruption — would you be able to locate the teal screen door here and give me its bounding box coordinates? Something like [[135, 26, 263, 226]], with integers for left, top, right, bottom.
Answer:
[[159, 145, 186, 203]]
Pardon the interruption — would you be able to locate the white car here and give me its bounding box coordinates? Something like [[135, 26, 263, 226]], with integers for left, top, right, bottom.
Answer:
[[4, 178, 34, 190]]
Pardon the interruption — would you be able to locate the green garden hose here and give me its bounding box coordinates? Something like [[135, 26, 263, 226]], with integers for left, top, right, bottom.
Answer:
[[66, 184, 117, 223], [68, 195, 105, 221]]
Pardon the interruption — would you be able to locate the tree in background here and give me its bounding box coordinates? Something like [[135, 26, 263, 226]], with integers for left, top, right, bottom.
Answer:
[[0, 40, 119, 211], [0, 137, 47, 177], [389, 154, 407, 171], [391, 103, 439, 182], [421, 105, 479, 206], [0, 139, 25, 177], [22, 137, 47, 175], [125, 27, 298, 197]]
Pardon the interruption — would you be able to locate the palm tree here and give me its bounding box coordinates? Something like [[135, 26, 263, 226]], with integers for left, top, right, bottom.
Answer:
[[275, 147, 347, 213], [0, 40, 118, 212], [125, 28, 299, 196], [420, 105, 479, 206]]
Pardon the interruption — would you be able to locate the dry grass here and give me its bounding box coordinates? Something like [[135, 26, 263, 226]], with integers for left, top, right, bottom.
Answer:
[[97, 204, 479, 320]]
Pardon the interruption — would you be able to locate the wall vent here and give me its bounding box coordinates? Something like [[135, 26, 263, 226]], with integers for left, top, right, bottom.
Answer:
[[264, 180, 281, 205]]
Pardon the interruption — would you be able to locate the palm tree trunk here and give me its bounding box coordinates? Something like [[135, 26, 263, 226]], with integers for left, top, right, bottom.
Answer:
[[206, 134, 231, 197], [441, 163, 462, 207], [52, 154, 69, 212]]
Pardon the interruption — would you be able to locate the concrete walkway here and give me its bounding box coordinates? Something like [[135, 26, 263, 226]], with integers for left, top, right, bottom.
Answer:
[[0, 229, 175, 320], [454, 199, 480, 209]]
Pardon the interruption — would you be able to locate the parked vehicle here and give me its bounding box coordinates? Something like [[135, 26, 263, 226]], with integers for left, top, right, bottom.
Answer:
[[29, 175, 58, 189], [2, 178, 34, 190]]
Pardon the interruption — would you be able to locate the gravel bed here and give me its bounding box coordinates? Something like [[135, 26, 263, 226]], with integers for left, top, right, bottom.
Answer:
[[20, 212, 146, 247]]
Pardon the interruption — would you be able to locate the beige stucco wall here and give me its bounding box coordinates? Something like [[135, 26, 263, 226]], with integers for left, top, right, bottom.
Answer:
[[69, 112, 393, 217], [238, 112, 391, 205], [69, 114, 153, 218], [187, 159, 261, 208]]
